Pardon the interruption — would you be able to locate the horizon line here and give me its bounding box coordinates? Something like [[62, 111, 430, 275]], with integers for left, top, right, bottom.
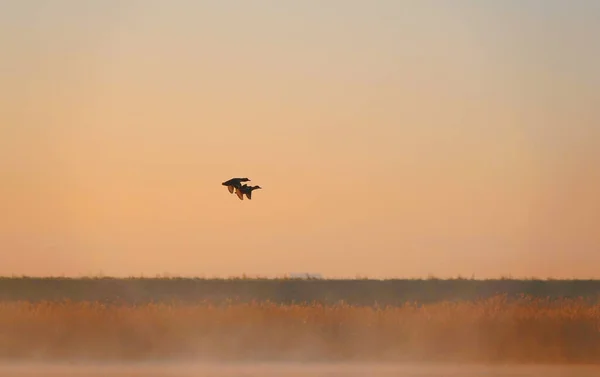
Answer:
[[2, 274, 600, 281]]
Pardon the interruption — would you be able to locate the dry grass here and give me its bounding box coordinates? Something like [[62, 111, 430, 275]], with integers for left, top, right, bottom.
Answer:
[[1, 294, 599, 364]]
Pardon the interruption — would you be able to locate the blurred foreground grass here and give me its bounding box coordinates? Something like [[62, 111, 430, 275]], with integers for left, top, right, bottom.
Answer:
[[1, 294, 599, 363]]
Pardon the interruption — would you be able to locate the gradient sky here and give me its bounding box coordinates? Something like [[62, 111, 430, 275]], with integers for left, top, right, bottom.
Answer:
[[1, 0, 599, 278]]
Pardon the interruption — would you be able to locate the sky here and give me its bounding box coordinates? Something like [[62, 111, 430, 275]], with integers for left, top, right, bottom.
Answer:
[[1, 0, 599, 279]]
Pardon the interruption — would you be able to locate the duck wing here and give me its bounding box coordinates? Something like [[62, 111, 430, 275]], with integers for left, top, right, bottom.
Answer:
[[236, 188, 244, 200], [223, 177, 247, 186]]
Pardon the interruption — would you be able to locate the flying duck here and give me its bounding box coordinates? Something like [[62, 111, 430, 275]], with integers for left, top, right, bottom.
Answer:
[[222, 177, 250, 194], [236, 184, 262, 200]]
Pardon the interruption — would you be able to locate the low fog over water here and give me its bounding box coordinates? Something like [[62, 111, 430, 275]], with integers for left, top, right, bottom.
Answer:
[[1, 363, 600, 377]]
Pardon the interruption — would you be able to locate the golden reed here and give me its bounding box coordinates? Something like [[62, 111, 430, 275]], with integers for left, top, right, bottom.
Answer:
[[1, 294, 599, 363]]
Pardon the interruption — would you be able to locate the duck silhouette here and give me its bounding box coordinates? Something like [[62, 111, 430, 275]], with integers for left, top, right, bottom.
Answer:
[[222, 177, 250, 194], [235, 184, 262, 200]]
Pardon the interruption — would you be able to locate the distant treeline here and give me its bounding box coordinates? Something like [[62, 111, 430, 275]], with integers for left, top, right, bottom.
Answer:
[[1, 276, 600, 305]]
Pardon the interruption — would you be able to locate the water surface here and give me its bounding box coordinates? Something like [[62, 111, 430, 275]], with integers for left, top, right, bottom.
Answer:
[[0, 363, 598, 377]]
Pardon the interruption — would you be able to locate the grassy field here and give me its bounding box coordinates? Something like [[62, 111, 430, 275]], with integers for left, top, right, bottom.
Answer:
[[1, 294, 600, 363], [1, 277, 600, 364]]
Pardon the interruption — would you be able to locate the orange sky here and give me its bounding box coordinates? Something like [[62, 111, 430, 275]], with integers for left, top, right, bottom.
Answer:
[[1, 1, 599, 278]]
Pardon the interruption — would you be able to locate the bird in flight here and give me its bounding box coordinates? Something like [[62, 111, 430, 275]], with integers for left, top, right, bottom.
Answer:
[[235, 184, 262, 200], [222, 177, 250, 194]]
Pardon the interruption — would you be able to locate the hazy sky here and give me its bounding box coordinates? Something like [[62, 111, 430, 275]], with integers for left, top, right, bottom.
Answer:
[[1, 0, 599, 278]]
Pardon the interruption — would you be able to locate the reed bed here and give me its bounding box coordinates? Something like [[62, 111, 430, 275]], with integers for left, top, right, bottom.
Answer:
[[0, 294, 599, 364]]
